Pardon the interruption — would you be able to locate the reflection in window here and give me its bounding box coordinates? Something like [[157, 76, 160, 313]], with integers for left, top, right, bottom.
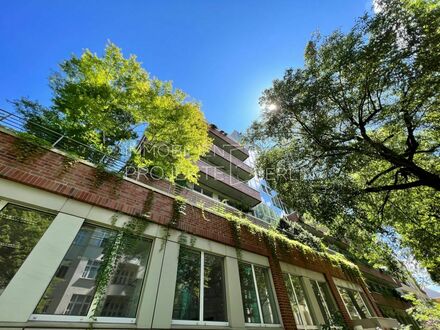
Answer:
[[0, 204, 54, 295], [204, 253, 226, 321], [337, 286, 372, 320], [65, 294, 92, 316], [34, 224, 152, 318], [173, 248, 201, 321], [239, 263, 279, 325], [172, 247, 226, 323], [283, 273, 314, 327], [81, 260, 101, 279], [311, 280, 338, 324]]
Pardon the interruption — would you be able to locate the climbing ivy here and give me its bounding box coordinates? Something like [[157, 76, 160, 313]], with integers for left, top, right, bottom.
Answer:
[[160, 195, 188, 251], [59, 152, 79, 176], [88, 193, 154, 324], [13, 132, 51, 162], [200, 202, 362, 279]]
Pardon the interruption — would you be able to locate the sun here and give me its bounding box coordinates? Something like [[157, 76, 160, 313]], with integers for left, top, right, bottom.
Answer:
[[267, 103, 277, 111]]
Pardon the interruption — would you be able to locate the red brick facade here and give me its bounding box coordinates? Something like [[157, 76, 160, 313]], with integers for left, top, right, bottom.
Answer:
[[0, 131, 387, 329]]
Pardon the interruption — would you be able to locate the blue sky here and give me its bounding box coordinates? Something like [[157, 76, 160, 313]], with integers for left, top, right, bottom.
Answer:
[[0, 0, 370, 133], [1, 1, 440, 292]]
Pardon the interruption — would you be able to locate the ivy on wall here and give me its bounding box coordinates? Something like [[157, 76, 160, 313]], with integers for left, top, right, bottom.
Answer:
[[199, 201, 363, 280], [12, 132, 51, 162], [88, 192, 155, 326]]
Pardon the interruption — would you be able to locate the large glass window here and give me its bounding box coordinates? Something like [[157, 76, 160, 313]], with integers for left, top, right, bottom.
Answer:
[[283, 273, 315, 328], [337, 286, 372, 320], [0, 203, 55, 295], [239, 262, 280, 325], [310, 280, 338, 324], [172, 247, 226, 324], [33, 224, 152, 320]]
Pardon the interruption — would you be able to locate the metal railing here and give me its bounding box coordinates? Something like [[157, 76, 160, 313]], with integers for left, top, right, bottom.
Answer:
[[0, 108, 129, 173], [0, 108, 275, 227]]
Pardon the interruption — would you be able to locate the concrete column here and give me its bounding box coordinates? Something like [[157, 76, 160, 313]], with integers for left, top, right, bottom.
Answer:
[[136, 237, 167, 328], [301, 277, 326, 325], [151, 239, 180, 329], [225, 256, 246, 329], [0, 213, 84, 322]]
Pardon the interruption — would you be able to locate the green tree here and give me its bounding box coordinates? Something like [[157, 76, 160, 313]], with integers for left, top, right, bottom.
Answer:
[[246, 0, 440, 281], [404, 294, 440, 330], [13, 42, 211, 183]]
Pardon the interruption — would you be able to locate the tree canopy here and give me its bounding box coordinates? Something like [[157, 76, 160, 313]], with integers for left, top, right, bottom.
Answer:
[[13, 42, 211, 183], [246, 0, 440, 281]]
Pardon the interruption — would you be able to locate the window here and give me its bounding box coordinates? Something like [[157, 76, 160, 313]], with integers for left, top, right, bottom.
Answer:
[[172, 247, 227, 325], [0, 203, 55, 295], [271, 196, 283, 210], [337, 286, 372, 320], [283, 273, 315, 329], [55, 263, 70, 279], [65, 294, 92, 316], [310, 280, 338, 324], [239, 262, 280, 325], [81, 260, 101, 279], [112, 267, 136, 285], [33, 224, 152, 321]]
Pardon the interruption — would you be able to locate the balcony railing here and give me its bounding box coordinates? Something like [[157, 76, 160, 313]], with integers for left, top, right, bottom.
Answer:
[[208, 126, 249, 161], [0, 108, 272, 228], [204, 143, 253, 180], [197, 159, 261, 206]]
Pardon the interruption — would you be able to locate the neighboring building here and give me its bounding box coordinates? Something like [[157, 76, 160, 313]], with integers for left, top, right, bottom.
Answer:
[[425, 287, 440, 303], [0, 110, 425, 330]]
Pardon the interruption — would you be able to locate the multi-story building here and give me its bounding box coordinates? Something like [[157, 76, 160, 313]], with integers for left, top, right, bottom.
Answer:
[[0, 109, 424, 329]]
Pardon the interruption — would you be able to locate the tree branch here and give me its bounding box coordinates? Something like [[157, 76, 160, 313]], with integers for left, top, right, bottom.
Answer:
[[364, 180, 425, 193], [366, 165, 399, 186]]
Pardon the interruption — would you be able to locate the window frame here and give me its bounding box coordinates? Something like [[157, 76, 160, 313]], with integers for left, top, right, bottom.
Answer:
[[239, 262, 281, 328], [171, 248, 228, 327], [309, 279, 336, 325], [29, 222, 153, 324], [0, 201, 56, 295], [336, 286, 372, 320], [283, 273, 318, 330]]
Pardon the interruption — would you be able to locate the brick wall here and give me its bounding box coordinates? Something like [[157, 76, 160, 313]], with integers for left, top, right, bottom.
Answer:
[[0, 131, 386, 329]]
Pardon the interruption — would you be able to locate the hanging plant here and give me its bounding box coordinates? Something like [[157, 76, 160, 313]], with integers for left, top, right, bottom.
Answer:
[[161, 195, 188, 251], [89, 212, 151, 323], [202, 203, 362, 279], [58, 152, 79, 177], [137, 192, 154, 220], [170, 195, 187, 227], [13, 132, 51, 162]]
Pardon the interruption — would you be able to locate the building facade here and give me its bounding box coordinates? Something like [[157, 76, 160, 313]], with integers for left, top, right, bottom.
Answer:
[[0, 116, 423, 329]]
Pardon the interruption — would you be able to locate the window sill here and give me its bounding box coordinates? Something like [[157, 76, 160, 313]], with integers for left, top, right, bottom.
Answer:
[[171, 320, 229, 327], [245, 323, 282, 328], [29, 314, 136, 324]]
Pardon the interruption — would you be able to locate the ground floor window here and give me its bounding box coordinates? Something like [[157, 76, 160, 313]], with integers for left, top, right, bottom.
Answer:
[[310, 279, 338, 324], [337, 286, 372, 320], [283, 273, 315, 328], [33, 223, 152, 320], [172, 247, 227, 324], [0, 203, 55, 295], [239, 262, 280, 325]]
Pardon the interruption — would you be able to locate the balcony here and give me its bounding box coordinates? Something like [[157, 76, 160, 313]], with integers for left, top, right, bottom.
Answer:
[[197, 159, 261, 207], [202, 143, 253, 181], [208, 126, 249, 161], [0, 108, 266, 225]]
